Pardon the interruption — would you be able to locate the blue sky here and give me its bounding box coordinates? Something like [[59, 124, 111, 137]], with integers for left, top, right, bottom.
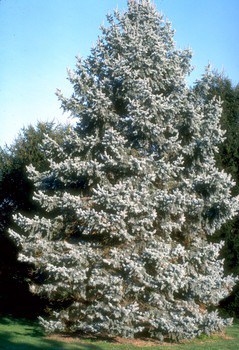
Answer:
[[1, 0, 238, 147]]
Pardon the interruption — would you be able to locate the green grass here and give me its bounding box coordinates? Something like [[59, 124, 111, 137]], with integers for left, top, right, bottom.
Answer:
[[0, 317, 238, 350]]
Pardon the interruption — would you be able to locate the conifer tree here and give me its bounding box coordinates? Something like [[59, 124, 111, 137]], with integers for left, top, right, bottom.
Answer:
[[0, 121, 70, 316], [10, 0, 239, 341]]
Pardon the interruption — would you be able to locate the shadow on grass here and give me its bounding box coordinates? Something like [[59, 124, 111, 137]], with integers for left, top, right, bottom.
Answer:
[[0, 317, 104, 350], [0, 334, 104, 350]]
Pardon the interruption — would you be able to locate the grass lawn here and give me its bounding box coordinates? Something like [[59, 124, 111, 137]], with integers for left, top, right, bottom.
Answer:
[[0, 317, 238, 350]]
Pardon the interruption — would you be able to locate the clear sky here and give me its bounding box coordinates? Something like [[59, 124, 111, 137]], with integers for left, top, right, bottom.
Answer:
[[1, 0, 238, 147]]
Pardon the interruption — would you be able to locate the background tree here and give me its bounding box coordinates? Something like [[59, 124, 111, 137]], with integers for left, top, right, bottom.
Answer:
[[194, 73, 239, 316], [10, 0, 238, 341], [0, 121, 70, 317]]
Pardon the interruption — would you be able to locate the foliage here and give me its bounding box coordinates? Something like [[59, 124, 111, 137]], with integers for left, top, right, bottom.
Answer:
[[0, 121, 70, 317], [10, 0, 239, 341], [194, 73, 239, 197], [195, 74, 239, 315]]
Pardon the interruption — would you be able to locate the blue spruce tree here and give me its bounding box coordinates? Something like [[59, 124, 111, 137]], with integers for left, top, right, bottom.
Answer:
[[10, 0, 239, 341]]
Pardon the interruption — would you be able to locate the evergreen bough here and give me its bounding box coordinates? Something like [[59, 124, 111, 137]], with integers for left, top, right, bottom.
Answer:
[[10, 0, 239, 341]]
